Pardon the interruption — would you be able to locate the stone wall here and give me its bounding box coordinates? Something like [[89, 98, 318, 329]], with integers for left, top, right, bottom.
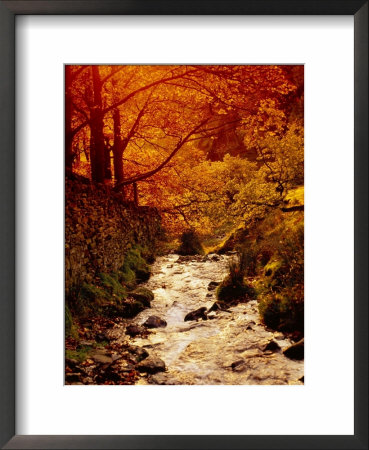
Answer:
[[65, 174, 162, 293]]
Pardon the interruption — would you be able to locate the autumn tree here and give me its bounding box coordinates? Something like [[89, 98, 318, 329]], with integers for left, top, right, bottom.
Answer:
[[66, 64, 303, 233]]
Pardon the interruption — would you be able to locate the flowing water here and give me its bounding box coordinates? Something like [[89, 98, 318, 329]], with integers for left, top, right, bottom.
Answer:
[[129, 253, 303, 385]]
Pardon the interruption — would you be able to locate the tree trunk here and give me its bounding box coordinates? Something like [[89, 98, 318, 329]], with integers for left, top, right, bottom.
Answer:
[[104, 146, 112, 180], [112, 108, 125, 195], [133, 182, 139, 206], [90, 66, 105, 183], [65, 66, 74, 169]]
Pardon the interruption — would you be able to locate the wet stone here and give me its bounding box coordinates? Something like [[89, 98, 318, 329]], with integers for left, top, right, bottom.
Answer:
[[143, 315, 167, 328], [137, 356, 166, 374], [65, 358, 79, 369], [78, 340, 94, 347], [90, 350, 113, 365], [208, 281, 220, 291], [209, 254, 220, 261], [262, 340, 281, 353], [127, 345, 149, 362], [95, 332, 110, 343], [184, 307, 207, 322], [65, 373, 82, 383], [231, 359, 246, 371], [283, 338, 304, 360], [126, 324, 145, 337], [149, 373, 177, 385]]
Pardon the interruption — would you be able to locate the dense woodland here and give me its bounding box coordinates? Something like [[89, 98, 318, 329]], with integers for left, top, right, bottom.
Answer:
[[65, 65, 304, 384], [66, 65, 303, 232]]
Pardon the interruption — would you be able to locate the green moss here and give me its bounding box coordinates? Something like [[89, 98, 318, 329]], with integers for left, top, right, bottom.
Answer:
[[98, 272, 127, 301], [66, 245, 154, 325], [79, 282, 109, 303], [65, 305, 78, 339], [73, 282, 110, 316], [124, 301, 146, 318], [120, 245, 151, 283], [118, 268, 136, 289], [65, 345, 92, 363], [130, 287, 154, 307]]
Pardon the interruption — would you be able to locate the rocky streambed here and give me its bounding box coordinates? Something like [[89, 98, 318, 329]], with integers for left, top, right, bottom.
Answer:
[[66, 253, 303, 385], [110, 253, 304, 385]]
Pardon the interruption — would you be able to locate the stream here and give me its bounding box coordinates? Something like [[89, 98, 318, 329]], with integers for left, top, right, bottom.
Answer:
[[125, 253, 304, 385]]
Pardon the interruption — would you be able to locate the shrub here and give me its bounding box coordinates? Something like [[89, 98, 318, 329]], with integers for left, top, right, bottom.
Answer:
[[216, 251, 255, 302], [216, 282, 253, 302], [258, 287, 304, 332], [177, 229, 204, 255]]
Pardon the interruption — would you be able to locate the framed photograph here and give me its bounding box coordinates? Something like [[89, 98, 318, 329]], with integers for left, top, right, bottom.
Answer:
[[0, 1, 367, 449]]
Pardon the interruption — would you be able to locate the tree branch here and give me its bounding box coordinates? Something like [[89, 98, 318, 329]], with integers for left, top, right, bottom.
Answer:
[[114, 117, 211, 188]]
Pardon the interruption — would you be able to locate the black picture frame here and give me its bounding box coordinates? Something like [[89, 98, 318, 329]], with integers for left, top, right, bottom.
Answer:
[[0, 1, 367, 449]]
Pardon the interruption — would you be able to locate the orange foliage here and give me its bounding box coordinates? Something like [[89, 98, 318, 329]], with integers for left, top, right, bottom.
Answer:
[[66, 65, 304, 234]]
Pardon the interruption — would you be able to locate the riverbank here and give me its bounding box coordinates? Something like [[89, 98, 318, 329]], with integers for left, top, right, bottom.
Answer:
[[66, 252, 303, 385]]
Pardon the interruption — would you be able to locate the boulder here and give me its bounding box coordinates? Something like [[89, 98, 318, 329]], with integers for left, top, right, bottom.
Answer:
[[231, 359, 246, 372], [208, 301, 229, 313], [262, 340, 281, 352], [283, 338, 304, 360], [65, 373, 82, 383], [184, 307, 207, 322], [65, 358, 79, 369], [127, 345, 149, 362], [207, 281, 220, 291], [90, 349, 113, 365], [149, 373, 177, 385], [143, 315, 167, 328], [137, 356, 166, 374], [95, 332, 110, 343], [126, 325, 145, 337], [129, 287, 154, 307]]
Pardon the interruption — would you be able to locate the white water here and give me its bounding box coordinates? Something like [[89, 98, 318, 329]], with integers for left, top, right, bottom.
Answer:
[[128, 254, 304, 385]]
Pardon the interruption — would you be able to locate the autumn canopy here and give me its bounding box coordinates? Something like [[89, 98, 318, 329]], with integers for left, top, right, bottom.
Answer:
[[66, 65, 303, 234]]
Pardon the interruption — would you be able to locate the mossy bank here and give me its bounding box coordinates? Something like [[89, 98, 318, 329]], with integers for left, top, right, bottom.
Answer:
[[65, 173, 163, 336]]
